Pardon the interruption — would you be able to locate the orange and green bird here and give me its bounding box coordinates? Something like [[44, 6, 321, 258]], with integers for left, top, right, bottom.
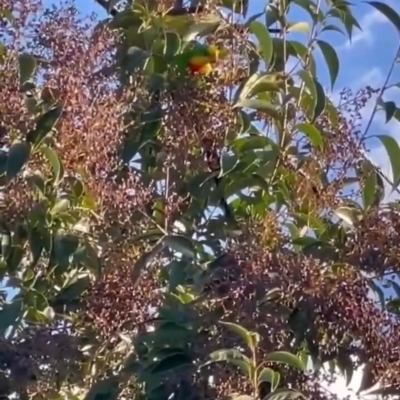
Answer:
[[176, 44, 229, 76]]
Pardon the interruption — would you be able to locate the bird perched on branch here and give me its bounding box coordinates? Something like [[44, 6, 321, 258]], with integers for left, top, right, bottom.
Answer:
[[176, 44, 229, 76]]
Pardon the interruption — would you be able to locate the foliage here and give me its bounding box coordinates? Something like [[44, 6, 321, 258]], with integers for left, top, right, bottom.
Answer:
[[2, 0, 400, 399]]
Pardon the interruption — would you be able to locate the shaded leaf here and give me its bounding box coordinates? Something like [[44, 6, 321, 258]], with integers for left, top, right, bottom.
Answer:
[[6, 142, 31, 183], [220, 321, 259, 350], [26, 106, 63, 146], [54, 276, 91, 303], [84, 377, 120, 400], [183, 14, 221, 42], [317, 40, 339, 88], [265, 351, 305, 371], [297, 70, 326, 121], [357, 362, 376, 394], [375, 134, 400, 187], [366, 1, 400, 33], [163, 235, 195, 258], [221, 0, 249, 16], [151, 352, 193, 374], [131, 242, 164, 287], [381, 100, 396, 122], [18, 53, 37, 85], [0, 299, 22, 334]]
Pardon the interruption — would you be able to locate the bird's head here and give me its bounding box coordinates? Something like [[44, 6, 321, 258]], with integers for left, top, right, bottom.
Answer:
[[208, 45, 229, 63]]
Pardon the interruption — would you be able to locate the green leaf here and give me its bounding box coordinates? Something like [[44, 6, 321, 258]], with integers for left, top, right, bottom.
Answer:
[[0, 299, 22, 335], [54, 234, 79, 267], [40, 145, 64, 184], [131, 243, 163, 286], [381, 100, 397, 122], [265, 351, 305, 371], [317, 40, 339, 89], [334, 206, 357, 227], [220, 153, 239, 178], [163, 235, 195, 258], [234, 99, 280, 119], [150, 352, 193, 374], [125, 46, 150, 72], [54, 276, 91, 304], [360, 161, 384, 209], [6, 142, 31, 183], [298, 70, 326, 121], [249, 21, 273, 66], [236, 72, 285, 101], [163, 32, 181, 57], [219, 321, 259, 350], [366, 1, 400, 33], [258, 367, 280, 391], [84, 377, 120, 400], [209, 349, 251, 364], [294, 123, 324, 149], [183, 14, 221, 42], [287, 22, 310, 33], [51, 198, 70, 215], [18, 53, 37, 85], [26, 106, 63, 146], [375, 134, 400, 187], [263, 389, 307, 400]]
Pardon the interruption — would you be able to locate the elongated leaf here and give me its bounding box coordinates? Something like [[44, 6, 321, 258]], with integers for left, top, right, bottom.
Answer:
[[317, 40, 339, 88], [287, 22, 310, 33], [220, 321, 259, 350], [209, 349, 251, 363], [183, 14, 221, 42], [26, 106, 63, 146], [131, 242, 163, 286], [163, 235, 195, 258], [0, 300, 22, 334], [258, 367, 280, 391], [40, 145, 63, 184], [6, 142, 31, 183], [151, 352, 193, 374], [366, 1, 400, 32], [375, 134, 400, 187], [234, 99, 280, 119], [297, 70, 326, 121], [249, 21, 273, 66], [295, 123, 323, 149], [263, 389, 306, 400], [381, 100, 397, 122], [265, 351, 305, 371], [18, 53, 37, 85], [220, 153, 239, 177], [334, 206, 357, 227]]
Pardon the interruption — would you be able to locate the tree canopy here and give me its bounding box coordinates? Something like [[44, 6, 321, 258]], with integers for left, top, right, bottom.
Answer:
[[2, 0, 400, 399]]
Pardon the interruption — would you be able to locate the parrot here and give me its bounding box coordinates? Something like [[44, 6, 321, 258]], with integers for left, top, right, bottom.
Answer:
[[175, 44, 229, 76]]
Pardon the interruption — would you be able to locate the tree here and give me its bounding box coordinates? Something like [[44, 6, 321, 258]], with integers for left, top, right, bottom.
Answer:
[[1, 0, 400, 399]]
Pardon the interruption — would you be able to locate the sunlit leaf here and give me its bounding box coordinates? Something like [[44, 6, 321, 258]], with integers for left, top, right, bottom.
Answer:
[[183, 14, 221, 42], [234, 99, 280, 119], [294, 123, 324, 149], [249, 21, 273, 66], [334, 206, 357, 227], [287, 21, 310, 33], [266, 351, 305, 371], [40, 145, 64, 184], [258, 367, 280, 391]]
